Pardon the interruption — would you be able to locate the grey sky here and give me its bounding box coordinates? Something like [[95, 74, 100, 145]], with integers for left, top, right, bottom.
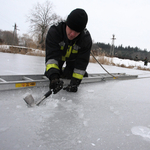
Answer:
[[0, 0, 150, 51]]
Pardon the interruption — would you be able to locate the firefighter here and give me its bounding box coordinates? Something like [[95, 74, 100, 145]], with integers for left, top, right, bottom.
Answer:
[[144, 57, 148, 66], [45, 8, 92, 93]]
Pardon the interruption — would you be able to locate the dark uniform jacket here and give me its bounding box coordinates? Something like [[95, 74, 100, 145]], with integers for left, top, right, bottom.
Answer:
[[45, 22, 92, 86]]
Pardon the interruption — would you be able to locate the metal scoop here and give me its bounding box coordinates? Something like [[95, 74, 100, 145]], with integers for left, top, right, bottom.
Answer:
[[24, 90, 52, 107]]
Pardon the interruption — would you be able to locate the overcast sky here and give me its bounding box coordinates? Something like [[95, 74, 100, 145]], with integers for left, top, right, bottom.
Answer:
[[0, 0, 150, 51]]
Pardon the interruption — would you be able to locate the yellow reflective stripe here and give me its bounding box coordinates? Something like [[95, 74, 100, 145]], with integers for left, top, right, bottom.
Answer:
[[46, 64, 59, 71], [72, 49, 78, 53], [60, 46, 64, 50], [73, 73, 83, 79], [61, 43, 77, 61], [62, 56, 66, 61], [65, 46, 72, 58]]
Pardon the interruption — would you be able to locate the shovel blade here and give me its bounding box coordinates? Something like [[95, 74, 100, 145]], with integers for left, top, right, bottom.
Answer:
[[23, 94, 35, 107]]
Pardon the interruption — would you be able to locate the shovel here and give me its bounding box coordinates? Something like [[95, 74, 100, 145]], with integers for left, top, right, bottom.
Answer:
[[23, 90, 52, 107]]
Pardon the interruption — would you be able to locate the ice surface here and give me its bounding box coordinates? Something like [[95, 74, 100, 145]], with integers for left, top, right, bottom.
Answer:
[[0, 52, 150, 150]]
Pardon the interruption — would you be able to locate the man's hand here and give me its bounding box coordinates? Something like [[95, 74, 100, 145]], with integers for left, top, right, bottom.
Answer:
[[63, 84, 78, 92], [50, 78, 64, 94]]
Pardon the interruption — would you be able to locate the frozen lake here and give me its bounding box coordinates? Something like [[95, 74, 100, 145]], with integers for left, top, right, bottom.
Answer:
[[0, 52, 150, 150]]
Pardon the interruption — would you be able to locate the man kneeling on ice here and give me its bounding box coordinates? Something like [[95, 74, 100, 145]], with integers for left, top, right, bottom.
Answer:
[[45, 8, 92, 93]]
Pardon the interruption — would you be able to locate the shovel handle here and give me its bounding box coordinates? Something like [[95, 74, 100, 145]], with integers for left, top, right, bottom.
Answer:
[[36, 90, 52, 106], [44, 90, 52, 98]]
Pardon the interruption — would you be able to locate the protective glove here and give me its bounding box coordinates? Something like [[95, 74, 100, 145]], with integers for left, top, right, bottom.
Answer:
[[63, 84, 78, 92], [50, 74, 64, 94]]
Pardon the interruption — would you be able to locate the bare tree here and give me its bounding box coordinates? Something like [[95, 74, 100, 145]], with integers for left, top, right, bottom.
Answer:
[[0, 30, 3, 44], [1, 31, 18, 45], [18, 34, 36, 48], [27, 1, 62, 49]]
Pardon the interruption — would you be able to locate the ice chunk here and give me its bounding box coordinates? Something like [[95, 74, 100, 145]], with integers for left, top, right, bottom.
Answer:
[[91, 143, 95, 146], [131, 126, 150, 139], [87, 90, 94, 93], [0, 127, 9, 133], [16, 105, 22, 109]]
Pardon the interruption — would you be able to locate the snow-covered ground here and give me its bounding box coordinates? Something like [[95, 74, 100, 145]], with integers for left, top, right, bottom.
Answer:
[[0, 52, 150, 150], [0, 45, 45, 56]]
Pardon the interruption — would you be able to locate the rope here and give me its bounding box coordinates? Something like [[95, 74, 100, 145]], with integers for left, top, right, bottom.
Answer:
[[90, 52, 117, 79], [91, 52, 150, 80]]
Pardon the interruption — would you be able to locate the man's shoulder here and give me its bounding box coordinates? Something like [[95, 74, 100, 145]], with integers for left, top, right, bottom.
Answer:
[[76, 29, 92, 49], [81, 29, 92, 42], [51, 22, 66, 30], [83, 28, 90, 34], [47, 22, 66, 37]]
